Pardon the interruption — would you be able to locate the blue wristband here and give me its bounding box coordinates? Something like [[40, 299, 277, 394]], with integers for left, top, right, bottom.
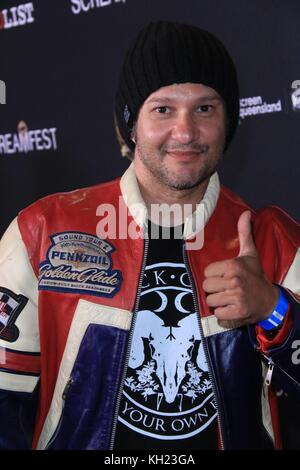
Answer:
[[258, 288, 289, 331]]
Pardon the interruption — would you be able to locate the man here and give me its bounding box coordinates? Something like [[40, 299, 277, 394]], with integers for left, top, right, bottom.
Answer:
[[0, 21, 299, 450]]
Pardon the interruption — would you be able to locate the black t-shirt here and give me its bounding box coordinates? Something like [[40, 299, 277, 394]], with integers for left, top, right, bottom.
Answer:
[[114, 222, 218, 450]]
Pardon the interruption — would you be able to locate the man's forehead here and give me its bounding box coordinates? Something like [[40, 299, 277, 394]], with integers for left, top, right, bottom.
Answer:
[[145, 83, 222, 104]]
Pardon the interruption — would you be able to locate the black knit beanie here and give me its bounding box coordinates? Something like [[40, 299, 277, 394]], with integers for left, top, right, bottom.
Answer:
[[114, 21, 239, 154]]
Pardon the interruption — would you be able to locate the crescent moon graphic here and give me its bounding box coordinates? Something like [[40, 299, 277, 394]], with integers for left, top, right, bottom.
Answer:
[[154, 291, 168, 312], [175, 292, 192, 314]]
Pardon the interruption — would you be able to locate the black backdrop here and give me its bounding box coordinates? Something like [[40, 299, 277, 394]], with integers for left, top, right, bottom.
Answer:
[[1, 0, 300, 449]]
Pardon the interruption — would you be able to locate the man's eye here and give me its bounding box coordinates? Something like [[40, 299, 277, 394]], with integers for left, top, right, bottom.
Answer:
[[198, 105, 213, 113], [155, 106, 170, 114]]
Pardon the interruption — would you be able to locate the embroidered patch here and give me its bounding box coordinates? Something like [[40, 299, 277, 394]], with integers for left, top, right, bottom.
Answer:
[[0, 287, 28, 342], [39, 232, 122, 298]]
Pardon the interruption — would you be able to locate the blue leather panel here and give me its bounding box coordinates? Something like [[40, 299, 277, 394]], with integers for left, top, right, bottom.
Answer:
[[49, 323, 128, 450], [207, 328, 274, 449], [0, 385, 39, 449]]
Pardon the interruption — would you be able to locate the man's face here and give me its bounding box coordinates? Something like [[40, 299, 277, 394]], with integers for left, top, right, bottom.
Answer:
[[133, 82, 226, 190]]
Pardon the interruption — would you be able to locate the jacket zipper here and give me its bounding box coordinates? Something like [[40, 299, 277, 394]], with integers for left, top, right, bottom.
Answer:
[[264, 359, 274, 386], [109, 236, 149, 450], [44, 377, 74, 449], [261, 352, 300, 388], [183, 242, 225, 450]]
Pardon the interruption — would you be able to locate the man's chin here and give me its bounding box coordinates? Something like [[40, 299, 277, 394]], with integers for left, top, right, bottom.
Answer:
[[161, 170, 214, 191]]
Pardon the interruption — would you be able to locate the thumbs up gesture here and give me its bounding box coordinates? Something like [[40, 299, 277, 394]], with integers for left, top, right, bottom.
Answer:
[[202, 210, 279, 326]]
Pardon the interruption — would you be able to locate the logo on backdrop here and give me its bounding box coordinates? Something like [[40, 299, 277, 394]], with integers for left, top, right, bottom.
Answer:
[[240, 95, 282, 119], [291, 80, 300, 112], [0, 121, 58, 155], [70, 0, 126, 15], [0, 2, 35, 31], [240, 82, 300, 121], [118, 262, 217, 440]]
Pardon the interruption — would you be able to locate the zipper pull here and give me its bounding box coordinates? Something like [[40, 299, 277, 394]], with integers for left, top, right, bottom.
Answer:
[[265, 361, 274, 386], [62, 377, 73, 400]]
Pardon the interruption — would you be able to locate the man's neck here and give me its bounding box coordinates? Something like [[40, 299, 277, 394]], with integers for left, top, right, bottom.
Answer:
[[134, 160, 210, 226]]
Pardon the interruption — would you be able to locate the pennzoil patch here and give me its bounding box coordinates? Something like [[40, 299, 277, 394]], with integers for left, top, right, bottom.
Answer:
[[0, 287, 28, 342], [39, 232, 122, 298]]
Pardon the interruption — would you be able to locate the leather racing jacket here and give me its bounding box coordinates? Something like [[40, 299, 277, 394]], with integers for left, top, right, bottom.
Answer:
[[0, 163, 300, 450]]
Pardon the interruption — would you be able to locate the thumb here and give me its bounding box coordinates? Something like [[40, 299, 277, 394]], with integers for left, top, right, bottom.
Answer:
[[237, 210, 257, 257]]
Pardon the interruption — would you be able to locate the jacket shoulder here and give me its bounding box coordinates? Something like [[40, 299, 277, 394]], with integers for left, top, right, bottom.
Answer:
[[254, 205, 300, 247], [18, 177, 121, 222], [16, 177, 121, 272], [220, 186, 300, 241]]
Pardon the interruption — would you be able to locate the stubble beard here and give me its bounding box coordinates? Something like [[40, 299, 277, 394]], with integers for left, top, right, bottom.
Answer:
[[136, 142, 224, 190]]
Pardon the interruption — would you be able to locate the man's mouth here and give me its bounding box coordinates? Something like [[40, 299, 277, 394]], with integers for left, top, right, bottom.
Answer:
[[165, 144, 208, 157], [166, 150, 203, 160]]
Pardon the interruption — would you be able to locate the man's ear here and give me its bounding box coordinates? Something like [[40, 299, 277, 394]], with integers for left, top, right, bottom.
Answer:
[[130, 121, 137, 144]]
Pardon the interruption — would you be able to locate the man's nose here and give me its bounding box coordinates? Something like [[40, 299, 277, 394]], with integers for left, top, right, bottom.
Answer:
[[171, 112, 199, 144]]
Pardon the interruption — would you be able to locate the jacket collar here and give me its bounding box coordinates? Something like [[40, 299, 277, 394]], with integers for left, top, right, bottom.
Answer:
[[120, 162, 220, 239]]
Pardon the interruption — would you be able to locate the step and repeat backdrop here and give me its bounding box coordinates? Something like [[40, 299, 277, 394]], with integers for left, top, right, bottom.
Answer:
[[1, 0, 300, 449]]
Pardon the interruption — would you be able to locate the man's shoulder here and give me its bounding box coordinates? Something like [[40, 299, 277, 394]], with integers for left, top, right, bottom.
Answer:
[[254, 205, 300, 243], [19, 176, 121, 220], [255, 205, 299, 225], [219, 185, 300, 240], [220, 185, 299, 226]]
